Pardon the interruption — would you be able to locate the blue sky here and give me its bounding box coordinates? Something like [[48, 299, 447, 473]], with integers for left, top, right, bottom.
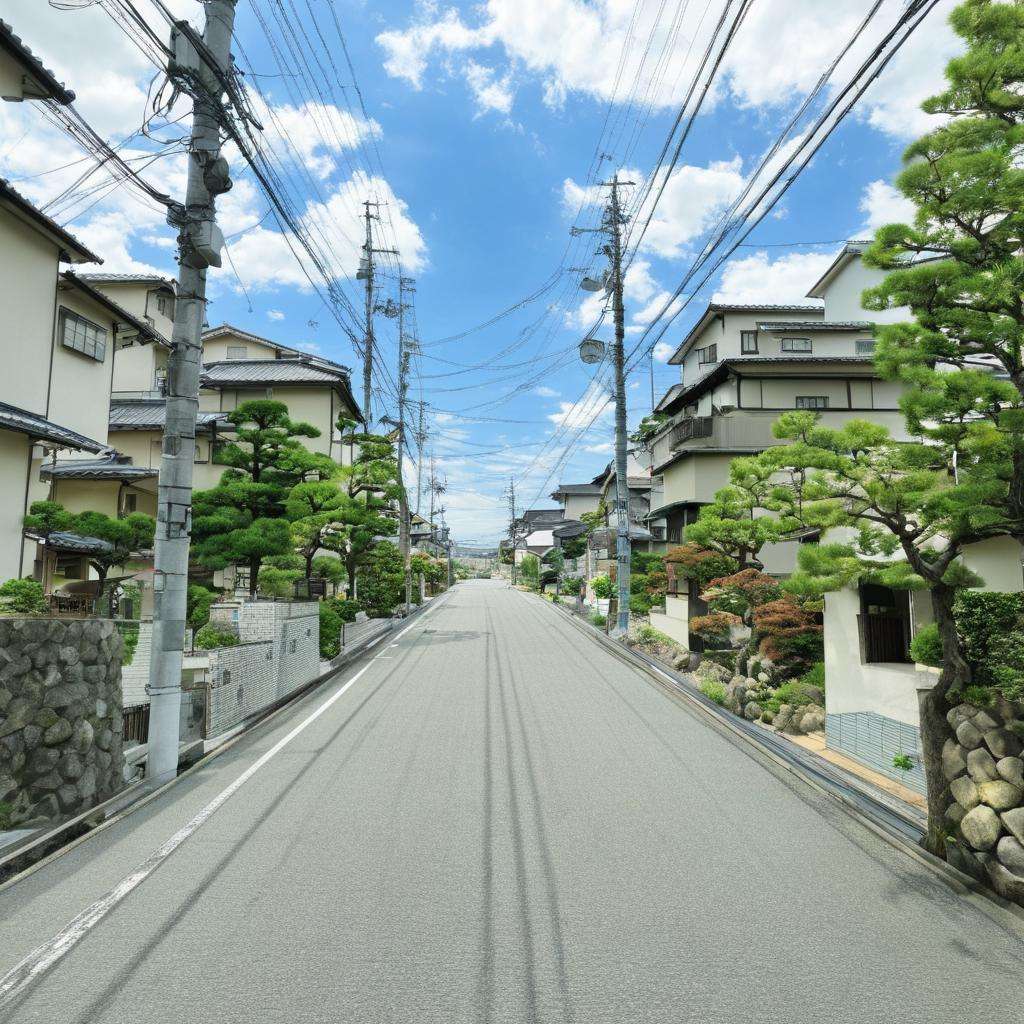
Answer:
[[1, 0, 963, 543]]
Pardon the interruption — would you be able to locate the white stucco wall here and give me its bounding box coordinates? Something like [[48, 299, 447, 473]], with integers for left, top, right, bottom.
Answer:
[[0, 430, 30, 581], [111, 343, 160, 392], [820, 256, 910, 324], [0, 211, 59, 417]]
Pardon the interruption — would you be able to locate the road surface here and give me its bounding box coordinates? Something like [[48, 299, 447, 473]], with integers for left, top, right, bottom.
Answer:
[[1, 580, 1022, 1022]]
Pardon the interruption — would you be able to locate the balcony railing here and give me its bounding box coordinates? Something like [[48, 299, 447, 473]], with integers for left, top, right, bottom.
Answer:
[[669, 416, 713, 449]]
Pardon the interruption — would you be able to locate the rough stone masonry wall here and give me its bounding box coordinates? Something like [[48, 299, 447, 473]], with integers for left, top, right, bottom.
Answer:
[[942, 698, 1024, 905], [0, 617, 124, 828]]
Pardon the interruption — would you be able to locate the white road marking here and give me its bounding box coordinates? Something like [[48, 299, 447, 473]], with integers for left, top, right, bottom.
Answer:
[[0, 660, 376, 1009], [0, 593, 452, 1009]]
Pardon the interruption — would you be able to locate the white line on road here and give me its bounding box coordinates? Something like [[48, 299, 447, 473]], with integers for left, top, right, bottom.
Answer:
[[0, 644, 387, 1006], [0, 592, 451, 1009]]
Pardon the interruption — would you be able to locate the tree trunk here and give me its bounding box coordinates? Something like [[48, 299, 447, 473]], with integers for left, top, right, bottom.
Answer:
[[305, 549, 314, 578], [249, 556, 259, 600], [346, 553, 357, 600], [93, 565, 108, 617], [918, 584, 970, 855]]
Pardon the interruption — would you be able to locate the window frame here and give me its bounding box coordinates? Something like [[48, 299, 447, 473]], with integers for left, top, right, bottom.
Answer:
[[226, 345, 249, 360], [740, 330, 758, 355], [780, 337, 813, 354], [695, 343, 718, 365], [795, 395, 829, 410], [855, 338, 876, 355], [59, 308, 107, 363]]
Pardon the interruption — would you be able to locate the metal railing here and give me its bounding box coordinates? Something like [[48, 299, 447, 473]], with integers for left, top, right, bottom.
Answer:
[[670, 416, 713, 449]]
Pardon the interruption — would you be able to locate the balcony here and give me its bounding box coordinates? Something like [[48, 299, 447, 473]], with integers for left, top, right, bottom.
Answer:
[[669, 416, 713, 449]]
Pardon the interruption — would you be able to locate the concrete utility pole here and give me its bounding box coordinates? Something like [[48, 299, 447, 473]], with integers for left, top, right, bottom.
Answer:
[[505, 476, 517, 586], [358, 200, 398, 427], [607, 176, 632, 637], [147, 0, 237, 784], [396, 276, 414, 615], [414, 401, 425, 515]]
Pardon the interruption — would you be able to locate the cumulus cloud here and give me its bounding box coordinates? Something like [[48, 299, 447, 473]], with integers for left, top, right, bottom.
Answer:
[[548, 380, 612, 430], [859, 180, 917, 232], [463, 61, 516, 117], [712, 251, 833, 306], [652, 341, 675, 363], [534, 385, 559, 397], [267, 309, 286, 321]]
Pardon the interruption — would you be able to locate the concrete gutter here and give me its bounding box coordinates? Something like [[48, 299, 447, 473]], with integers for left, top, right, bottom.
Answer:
[[542, 595, 1024, 935], [0, 596, 441, 890]]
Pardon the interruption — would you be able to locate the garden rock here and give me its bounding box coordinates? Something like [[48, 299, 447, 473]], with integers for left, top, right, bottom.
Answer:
[[773, 704, 795, 733], [960, 805, 1002, 851], [996, 836, 1024, 875], [945, 802, 966, 828], [947, 703, 979, 730], [984, 728, 1023, 760], [966, 747, 999, 784], [978, 780, 1022, 812], [941, 739, 967, 781], [997, 757, 1024, 789], [1002, 807, 1024, 845], [798, 707, 825, 734], [43, 718, 73, 746], [986, 860, 1024, 904], [944, 838, 988, 883], [955, 719, 985, 750], [950, 775, 981, 811], [743, 701, 763, 721]]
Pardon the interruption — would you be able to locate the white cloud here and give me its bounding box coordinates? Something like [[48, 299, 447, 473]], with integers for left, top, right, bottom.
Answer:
[[712, 251, 833, 306], [584, 442, 613, 454], [653, 341, 675, 363], [267, 309, 286, 321], [378, 0, 961, 141], [548, 380, 612, 430], [534, 385, 559, 397], [463, 61, 516, 117], [859, 180, 916, 232]]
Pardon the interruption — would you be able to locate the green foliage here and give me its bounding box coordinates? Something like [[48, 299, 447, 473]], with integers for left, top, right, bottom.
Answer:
[[0, 801, 12, 830], [909, 624, 943, 667], [359, 541, 404, 617], [955, 591, 1024, 694], [702, 568, 782, 621], [519, 553, 541, 589], [579, 500, 608, 533], [0, 578, 46, 614], [591, 574, 613, 599], [559, 535, 587, 560], [893, 754, 914, 772], [311, 555, 346, 589], [317, 597, 362, 658], [258, 566, 301, 598], [589, 612, 607, 627], [561, 575, 584, 596], [194, 625, 239, 650], [22, 500, 72, 539], [634, 624, 676, 648], [629, 412, 669, 445], [411, 552, 446, 594], [631, 551, 664, 575], [664, 543, 739, 589], [698, 679, 727, 706], [629, 593, 653, 616], [187, 584, 217, 631], [766, 679, 820, 715], [118, 621, 140, 666], [801, 661, 826, 690]]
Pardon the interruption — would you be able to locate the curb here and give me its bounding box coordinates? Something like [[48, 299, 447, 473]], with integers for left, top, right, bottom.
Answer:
[[538, 594, 1024, 936], [0, 596, 442, 893]]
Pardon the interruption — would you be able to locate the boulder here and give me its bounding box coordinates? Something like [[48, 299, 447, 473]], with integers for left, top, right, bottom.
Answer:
[[773, 704, 794, 733], [941, 739, 968, 781], [76, 766, 97, 802], [71, 719, 95, 753], [997, 757, 1024, 789], [743, 701, 763, 721], [1002, 807, 1024, 845], [57, 784, 80, 812], [799, 710, 826, 734], [960, 804, 1003, 851], [60, 751, 86, 781], [27, 747, 60, 775], [945, 802, 966, 828], [947, 703, 979, 730], [955, 719, 985, 750], [42, 718, 73, 746], [0, 773, 17, 802], [996, 836, 1024, 875], [944, 838, 989, 883], [978, 780, 1023, 812], [803, 685, 825, 707], [0, 697, 34, 738], [985, 859, 1024, 905], [966, 747, 1000, 784], [972, 709, 1001, 733], [984, 728, 1023, 760], [995, 694, 1024, 724], [756, 672, 770, 685], [950, 775, 981, 811]]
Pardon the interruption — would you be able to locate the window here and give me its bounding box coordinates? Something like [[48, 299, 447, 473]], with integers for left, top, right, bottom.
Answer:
[[60, 309, 107, 362], [156, 293, 174, 318], [123, 493, 138, 514], [695, 343, 718, 365], [796, 396, 829, 410], [740, 330, 758, 354], [194, 439, 209, 464], [855, 338, 876, 355], [226, 345, 248, 360], [781, 337, 812, 353]]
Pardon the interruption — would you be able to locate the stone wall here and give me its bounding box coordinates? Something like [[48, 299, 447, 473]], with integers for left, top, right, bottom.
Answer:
[[942, 698, 1024, 905], [0, 617, 124, 828]]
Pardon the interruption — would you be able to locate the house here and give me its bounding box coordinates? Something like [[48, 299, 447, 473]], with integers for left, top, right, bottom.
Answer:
[[550, 481, 603, 521], [644, 243, 912, 648], [823, 537, 1024, 794], [0, 180, 168, 588], [0, 18, 75, 105], [511, 508, 564, 563]]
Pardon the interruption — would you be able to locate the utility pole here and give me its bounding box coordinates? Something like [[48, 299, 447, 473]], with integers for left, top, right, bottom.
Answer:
[[396, 276, 414, 615], [573, 174, 633, 636], [357, 200, 398, 426], [414, 401, 425, 515], [147, 0, 237, 784], [505, 476, 517, 586], [607, 176, 632, 637]]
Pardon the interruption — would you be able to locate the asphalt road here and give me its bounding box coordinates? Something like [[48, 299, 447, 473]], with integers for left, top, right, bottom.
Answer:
[[1, 580, 1023, 1023]]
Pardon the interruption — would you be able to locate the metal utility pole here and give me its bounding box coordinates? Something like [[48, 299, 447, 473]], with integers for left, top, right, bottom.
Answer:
[[147, 0, 237, 784], [607, 176, 632, 637], [357, 200, 398, 426], [396, 276, 415, 615], [414, 401, 425, 515]]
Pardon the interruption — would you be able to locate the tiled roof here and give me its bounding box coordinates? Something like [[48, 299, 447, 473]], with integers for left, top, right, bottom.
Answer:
[[109, 400, 226, 431], [0, 19, 75, 104], [40, 457, 157, 481], [80, 273, 175, 288], [203, 324, 351, 374], [551, 482, 603, 496], [201, 358, 349, 387], [41, 531, 113, 555], [654, 382, 685, 413], [0, 179, 99, 263], [756, 320, 873, 331], [0, 401, 104, 452]]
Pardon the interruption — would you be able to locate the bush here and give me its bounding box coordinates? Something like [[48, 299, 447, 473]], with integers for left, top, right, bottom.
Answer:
[[800, 661, 825, 689], [629, 593, 653, 616], [752, 597, 822, 674], [318, 597, 363, 659], [909, 623, 942, 667], [689, 611, 741, 647], [194, 624, 239, 650], [664, 543, 739, 588], [258, 566, 300, 599], [955, 590, 1024, 697], [589, 612, 607, 627], [631, 551, 664, 575], [893, 754, 914, 772], [118, 622, 140, 666], [766, 679, 820, 714], [187, 584, 217, 631], [561, 575, 583, 597], [0, 578, 46, 614], [699, 679, 727, 705], [591, 574, 613, 599], [360, 541, 405, 616]]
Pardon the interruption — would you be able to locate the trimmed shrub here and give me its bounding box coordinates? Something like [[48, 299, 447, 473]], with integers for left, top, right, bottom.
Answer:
[[194, 624, 239, 650], [187, 584, 218, 631], [589, 612, 607, 627], [752, 597, 822, 674], [591, 574, 613, 599], [699, 679, 727, 705], [689, 611, 741, 647], [909, 623, 942, 667], [800, 661, 825, 689], [0, 578, 46, 615], [664, 543, 739, 588]]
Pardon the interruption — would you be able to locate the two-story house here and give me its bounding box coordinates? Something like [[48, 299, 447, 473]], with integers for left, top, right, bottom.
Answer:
[[550, 481, 603, 522]]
